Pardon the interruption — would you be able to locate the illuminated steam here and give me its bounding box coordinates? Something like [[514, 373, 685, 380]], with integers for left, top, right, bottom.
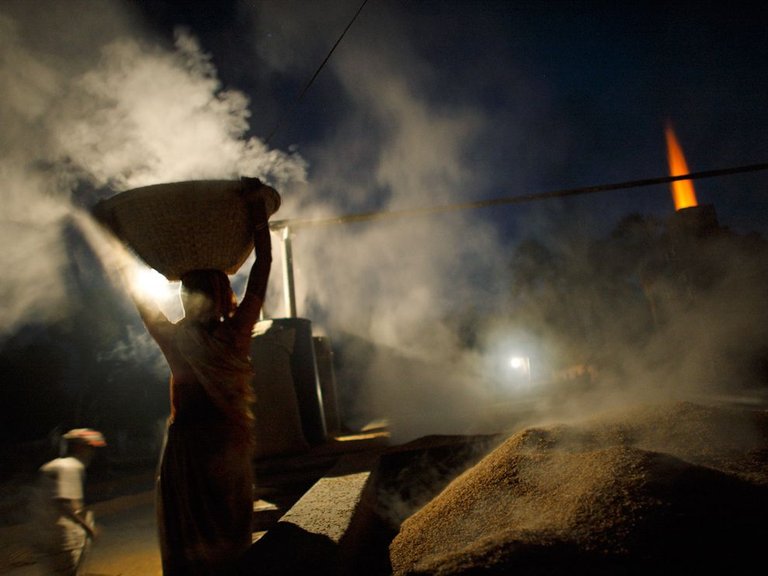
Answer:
[[0, 1, 306, 341], [52, 32, 306, 190], [249, 1, 519, 439], [2, 0, 766, 446]]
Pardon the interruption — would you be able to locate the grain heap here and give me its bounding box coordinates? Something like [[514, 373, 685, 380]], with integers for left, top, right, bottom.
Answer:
[[389, 401, 768, 575]]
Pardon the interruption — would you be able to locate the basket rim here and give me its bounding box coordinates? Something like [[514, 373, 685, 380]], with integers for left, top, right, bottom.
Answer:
[[91, 179, 280, 280], [96, 179, 281, 215]]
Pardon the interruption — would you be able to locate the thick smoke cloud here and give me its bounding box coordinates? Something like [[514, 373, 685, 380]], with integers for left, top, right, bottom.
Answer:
[[248, 1, 515, 438], [3, 0, 765, 446], [52, 32, 306, 191], [249, 1, 768, 441], [0, 1, 306, 342], [0, 9, 83, 336]]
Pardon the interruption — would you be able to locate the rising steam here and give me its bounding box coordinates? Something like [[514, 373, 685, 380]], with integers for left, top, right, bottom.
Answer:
[[2, 1, 765, 446], [0, 1, 306, 342]]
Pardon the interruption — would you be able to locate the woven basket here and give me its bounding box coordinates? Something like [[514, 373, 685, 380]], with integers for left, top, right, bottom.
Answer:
[[92, 179, 281, 280]]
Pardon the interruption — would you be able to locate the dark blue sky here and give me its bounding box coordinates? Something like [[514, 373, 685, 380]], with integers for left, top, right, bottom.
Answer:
[[1, 0, 765, 331], [130, 0, 768, 237]]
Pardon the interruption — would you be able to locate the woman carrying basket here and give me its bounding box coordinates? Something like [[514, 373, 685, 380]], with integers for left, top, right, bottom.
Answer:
[[130, 178, 275, 575]]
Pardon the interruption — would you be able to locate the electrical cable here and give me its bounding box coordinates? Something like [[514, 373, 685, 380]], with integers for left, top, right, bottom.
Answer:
[[264, 0, 371, 145], [257, 1, 767, 232], [269, 161, 768, 230]]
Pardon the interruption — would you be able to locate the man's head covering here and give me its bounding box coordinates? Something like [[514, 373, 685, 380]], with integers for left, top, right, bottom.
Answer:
[[62, 428, 107, 448]]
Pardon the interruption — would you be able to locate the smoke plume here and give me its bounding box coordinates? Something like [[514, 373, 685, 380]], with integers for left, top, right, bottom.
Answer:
[[0, 1, 306, 343], [248, 1, 768, 440], [3, 0, 766, 446], [248, 1, 516, 439]]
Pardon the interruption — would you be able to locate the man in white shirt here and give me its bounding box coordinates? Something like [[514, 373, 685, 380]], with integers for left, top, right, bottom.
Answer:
[[35, 428, 106, 575]]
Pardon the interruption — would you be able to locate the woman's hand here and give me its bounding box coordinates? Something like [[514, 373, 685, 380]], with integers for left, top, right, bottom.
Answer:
[[240, 177, 272, 227], [232, 179, 274, 330], [240, 177, 264, 203], [253, 209, 272, 255]]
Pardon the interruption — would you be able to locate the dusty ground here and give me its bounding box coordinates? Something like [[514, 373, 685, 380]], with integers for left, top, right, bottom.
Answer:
[[1, 428, 391, 576], [1, 489, 160, 576], [9, 401, 767, 575]]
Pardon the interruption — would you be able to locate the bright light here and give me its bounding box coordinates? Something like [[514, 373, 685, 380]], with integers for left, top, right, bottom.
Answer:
[[481, 330, 540, 394], [129, 265, 184, 321], [132, 266, 173, 303], [507, 355, 532, 387]]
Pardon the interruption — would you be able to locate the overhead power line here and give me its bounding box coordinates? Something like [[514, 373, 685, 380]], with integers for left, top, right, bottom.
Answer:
[[264, 0, 371, 145], [269, 161, 768, 231]]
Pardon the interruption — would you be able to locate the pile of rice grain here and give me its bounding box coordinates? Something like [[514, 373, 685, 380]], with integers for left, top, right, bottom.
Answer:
[[389, 401, 768, 575]]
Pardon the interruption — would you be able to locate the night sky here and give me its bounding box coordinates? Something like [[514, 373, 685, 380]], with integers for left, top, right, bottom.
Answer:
[[130, 0, 768, 232], [1, 0, 767, 448]]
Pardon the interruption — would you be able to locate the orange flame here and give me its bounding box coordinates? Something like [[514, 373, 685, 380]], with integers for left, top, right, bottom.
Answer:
[[664, 122, 698, 211]]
